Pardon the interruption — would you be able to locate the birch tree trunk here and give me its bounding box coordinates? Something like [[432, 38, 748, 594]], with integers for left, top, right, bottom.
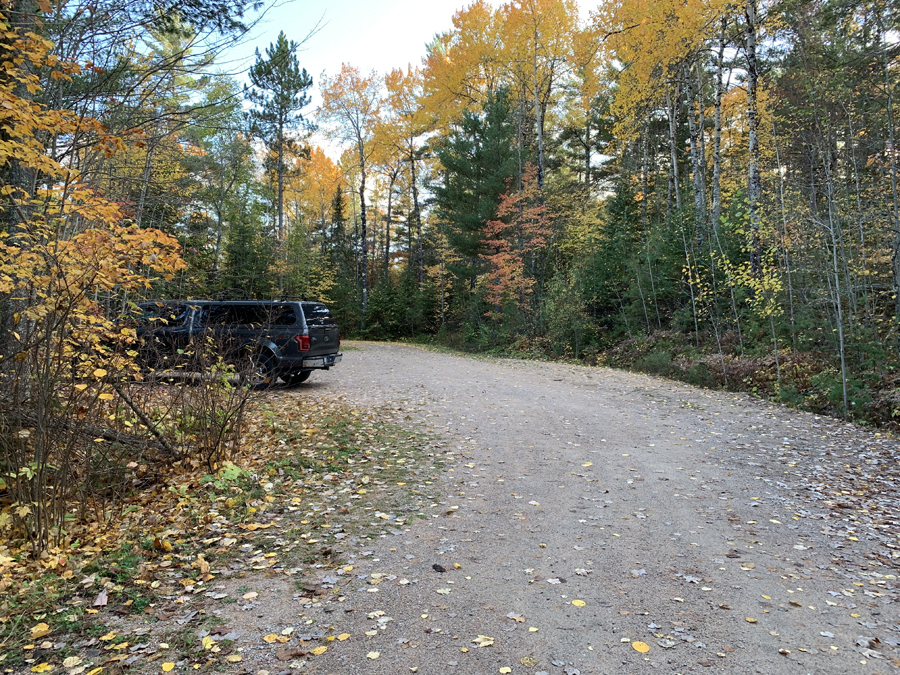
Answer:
[[711, 18, 727, 233], [666, 84, 683, 212], [745, 0, 763, 277]]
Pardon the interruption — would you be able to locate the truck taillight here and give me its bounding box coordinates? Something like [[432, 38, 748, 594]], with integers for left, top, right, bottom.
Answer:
[[294, 334, 310, 351]]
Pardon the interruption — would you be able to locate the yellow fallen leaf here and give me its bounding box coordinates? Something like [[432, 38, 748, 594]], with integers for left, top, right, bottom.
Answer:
[[62, 657, 82, 668], [30, 623, 51, 639], [161, 665, 175, 673], [472, 635, 495, 647], [366, 651, 380, 659], [745, 617, 757, 623], [461, 647, 469, 653], [262, 634, 278, 643], [86, 669, 103, 675], [582, 462, 593, 467], [98, 393, 114, 401], [500, 668, 512, 674], [528, 627, 539, 632], [571, 599, 586, 607], [761, 595, 771, 599], [225, 655, 241, 663], [310, 646, 327, 656], [632, 641, 650, 653], [93, 369, 107, 378], [521, 656, 539, 667], [202, 636, 214, 649], [337, 633, 350, 641], [454, 563, 462, 569], [99, 632, 117, 641], [242, 592, 258, 600], [31, 665, 53, 674]]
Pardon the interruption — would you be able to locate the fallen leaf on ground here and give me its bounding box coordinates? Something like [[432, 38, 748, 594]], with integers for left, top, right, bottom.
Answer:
[[30, 623, 51, 639], [337, 633, 351, 641], [633, 641, 651, 653], [30, 665, 53, 674], [472, 635, 495, 647], [161, 665, 174, 673], [275, 648, 306, 661], [571, 599, 586, 607], [745, 617, 757, 623], [310, 646, 327, 656], [367, 651, 380, 659]]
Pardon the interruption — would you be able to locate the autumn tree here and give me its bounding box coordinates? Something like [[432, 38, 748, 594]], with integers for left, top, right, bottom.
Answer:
[[319, 64, 382, 317], [384, 66, 430, 284]]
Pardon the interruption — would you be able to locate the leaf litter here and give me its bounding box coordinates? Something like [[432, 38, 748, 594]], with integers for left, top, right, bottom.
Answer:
[[0, 390, 448, 673]]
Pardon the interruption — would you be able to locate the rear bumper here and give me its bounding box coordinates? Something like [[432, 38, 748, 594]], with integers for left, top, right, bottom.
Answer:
[[301, 353, 342, 369]]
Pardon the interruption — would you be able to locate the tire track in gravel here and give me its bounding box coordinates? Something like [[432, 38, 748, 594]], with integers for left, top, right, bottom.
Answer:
[[228, 342, 900, 675]]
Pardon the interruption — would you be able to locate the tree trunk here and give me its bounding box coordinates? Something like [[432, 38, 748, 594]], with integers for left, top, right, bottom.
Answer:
[[384, 172, 395, 280], [411, 149, 423, 286], [358, 163, 368, 316], [884, 27, 900, 353], [745, 0, 762, 277], [684, 63, 707, 241], [135, 137, 156, 228], [532, 30, 545, 191], [3, 0, 38, 236], [711, 18, 727, 233], [666, 84, 682, 212]]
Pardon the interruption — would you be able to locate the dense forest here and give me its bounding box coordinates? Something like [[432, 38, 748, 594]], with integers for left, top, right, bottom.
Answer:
[[4, 0, 900, 434]]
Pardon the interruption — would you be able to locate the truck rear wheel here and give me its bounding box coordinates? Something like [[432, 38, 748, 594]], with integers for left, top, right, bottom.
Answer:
[[285, 371, 311, 386], [240, 352, 276, 389]]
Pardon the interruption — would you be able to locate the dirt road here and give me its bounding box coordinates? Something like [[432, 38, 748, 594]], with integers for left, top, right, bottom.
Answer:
[[230, 343, 900, 674]]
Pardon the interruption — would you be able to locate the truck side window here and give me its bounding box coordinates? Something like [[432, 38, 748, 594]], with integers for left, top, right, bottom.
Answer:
[[201, 305, 231, 325], [301, 303, 335, 327], [271, 305, 297, 326], [230, 305, 268, 326]]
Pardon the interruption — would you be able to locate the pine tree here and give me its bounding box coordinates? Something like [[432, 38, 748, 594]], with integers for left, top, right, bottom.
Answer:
[[245, 32, 313, 248], [432, 90, 518, 288]]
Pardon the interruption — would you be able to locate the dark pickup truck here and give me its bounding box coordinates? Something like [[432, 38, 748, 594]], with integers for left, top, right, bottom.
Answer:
[[129, 300, 342, 386]]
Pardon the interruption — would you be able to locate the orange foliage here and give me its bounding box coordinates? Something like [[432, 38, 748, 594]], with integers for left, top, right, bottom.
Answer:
[[482, 166, 552, 316]]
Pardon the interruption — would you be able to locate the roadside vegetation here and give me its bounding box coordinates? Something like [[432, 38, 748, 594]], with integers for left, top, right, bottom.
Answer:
[[2, 0, 898, 665]]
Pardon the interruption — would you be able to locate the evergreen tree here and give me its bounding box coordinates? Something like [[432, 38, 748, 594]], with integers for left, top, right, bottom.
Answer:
[[432, 90, 517, 288], [220, 186, 275, 298], [245, 32, 313, 247]]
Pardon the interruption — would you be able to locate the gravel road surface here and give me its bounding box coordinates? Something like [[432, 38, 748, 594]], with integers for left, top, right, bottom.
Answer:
[[225, 342, 900, 675]]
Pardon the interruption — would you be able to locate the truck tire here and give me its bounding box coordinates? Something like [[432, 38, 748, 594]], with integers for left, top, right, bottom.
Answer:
[[285, 371, 311, 386]]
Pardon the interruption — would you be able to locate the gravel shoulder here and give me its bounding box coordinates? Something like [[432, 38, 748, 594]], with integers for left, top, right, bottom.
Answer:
[[199, 342, 900, 675]]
